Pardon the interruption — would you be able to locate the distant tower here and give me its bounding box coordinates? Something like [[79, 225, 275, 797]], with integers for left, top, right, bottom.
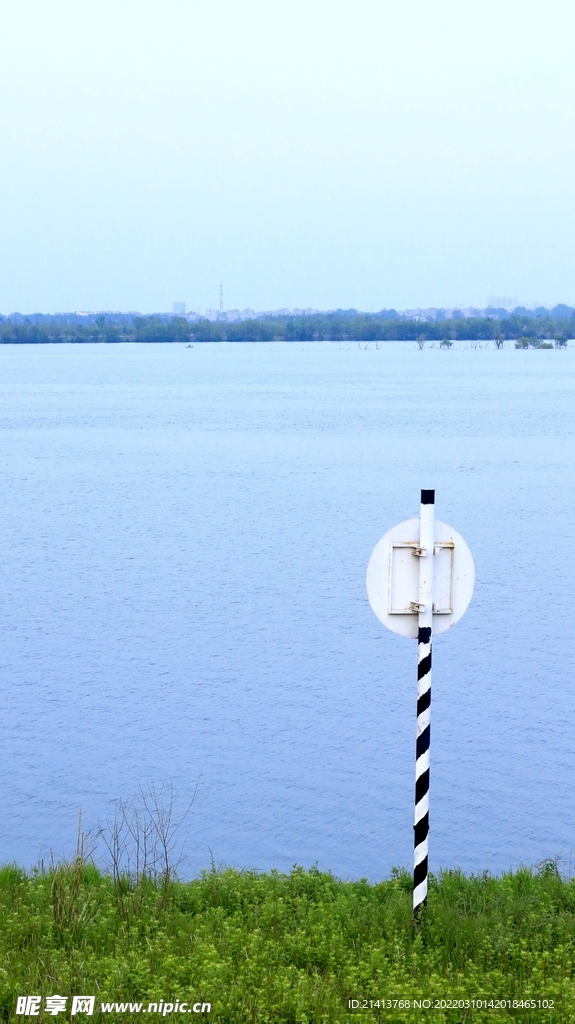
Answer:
[[219, 283, 223, 315]]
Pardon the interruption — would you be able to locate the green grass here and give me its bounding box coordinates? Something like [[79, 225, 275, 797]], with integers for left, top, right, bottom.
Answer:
[[1, 861, 575, 1023]]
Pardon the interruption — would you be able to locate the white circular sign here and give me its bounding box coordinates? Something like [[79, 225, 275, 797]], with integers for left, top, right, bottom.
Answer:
[[366, 518, 475, 638]]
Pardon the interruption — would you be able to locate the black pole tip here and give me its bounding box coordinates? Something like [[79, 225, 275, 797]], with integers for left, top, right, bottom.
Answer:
[[421, 489, 435, 505]]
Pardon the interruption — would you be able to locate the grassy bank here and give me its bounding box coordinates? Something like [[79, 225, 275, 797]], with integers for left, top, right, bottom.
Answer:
[[1, 861, 574, 1023]]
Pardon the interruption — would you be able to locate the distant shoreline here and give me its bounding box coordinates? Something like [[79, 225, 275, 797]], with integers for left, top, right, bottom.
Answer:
[[0, 310, 573, 346], [0, 342, 568, 350]]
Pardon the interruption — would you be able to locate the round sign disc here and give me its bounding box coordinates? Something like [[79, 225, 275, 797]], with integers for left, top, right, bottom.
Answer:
[[366, 518, 474, 638]]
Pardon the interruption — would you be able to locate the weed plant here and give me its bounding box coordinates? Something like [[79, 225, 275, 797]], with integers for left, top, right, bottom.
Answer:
[[1, 858, 575, 1023]]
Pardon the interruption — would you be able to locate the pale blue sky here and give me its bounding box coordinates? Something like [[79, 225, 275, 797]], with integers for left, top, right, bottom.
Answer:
[[1, 0, 574, 313]]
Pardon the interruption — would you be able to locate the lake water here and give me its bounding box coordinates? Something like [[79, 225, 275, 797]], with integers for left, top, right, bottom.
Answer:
[[1, 340, 574, 880]]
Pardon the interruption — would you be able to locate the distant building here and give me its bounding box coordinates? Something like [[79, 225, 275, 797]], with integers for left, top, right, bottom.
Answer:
[[241, 309, 255, 319], [173, 302, 186, 315], [487, 296, 518, 310], [226, 309, 241, 321], [402, 309, 430, 321], [205, 309, 218, 321]]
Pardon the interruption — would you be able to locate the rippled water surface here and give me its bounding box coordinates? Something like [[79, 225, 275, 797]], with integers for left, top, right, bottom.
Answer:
[[1, 341, 574, 878]]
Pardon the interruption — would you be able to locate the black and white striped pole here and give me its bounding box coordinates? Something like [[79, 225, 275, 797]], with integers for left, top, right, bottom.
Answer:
[[413, 489, 434, 914], [366, 491, 474, 918]]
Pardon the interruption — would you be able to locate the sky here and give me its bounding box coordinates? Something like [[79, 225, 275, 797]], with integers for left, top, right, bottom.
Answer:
[[1, 0, 574, 314]]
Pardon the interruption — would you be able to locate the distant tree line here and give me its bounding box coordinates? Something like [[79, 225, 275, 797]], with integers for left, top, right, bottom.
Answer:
[[0, 310, 573, 345]]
